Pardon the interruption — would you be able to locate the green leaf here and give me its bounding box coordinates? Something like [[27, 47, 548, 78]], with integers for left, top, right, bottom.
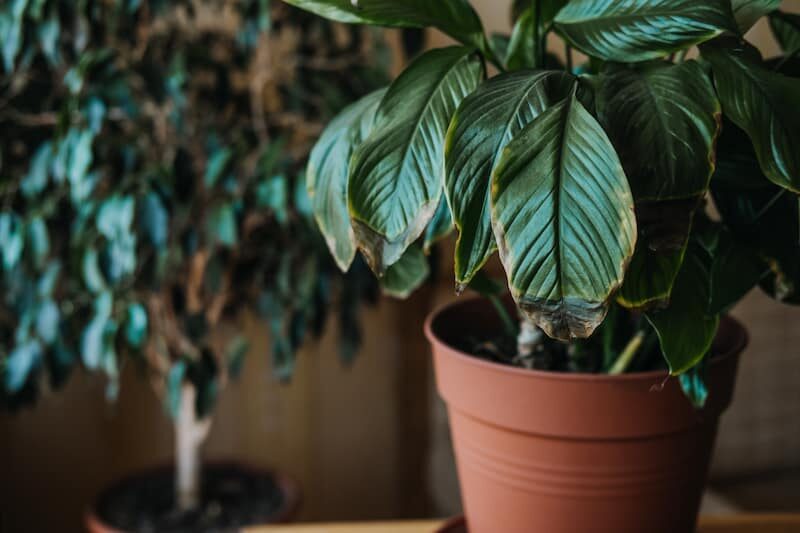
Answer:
[[4, 339, 42, 393], [554, 0, 736, 62], [204, 147, 232, 188], [423, 195, 453, 253], [491, 89, 636, 341], [206, 203, 238, 247], [281, 0, 485, 49], [166, 360, 186, 419], [348, 47, 482, 274], [679, 358, 709, 408], [506, 8, 536, 70], [26, 216, 50, 268], [35, 300, 59, 345], [138, 192, 169, 247], [97, 195, 135, 239], [82, 248, 106, 293], [770, 11, 800, 57], [598, 60, 721, 201], [21, 142, 52, 198], [81, 291, 116, 371], [733, 0, 781, 33], [124, 302, 148, 348], [256, 174, 288, 224], [646, 244, 719, 375], [617, 236, 688, 310], [0, 213, 24, 271], [445, 70, 575, 287], [703, 43, 800, 193], [705, 227, 766, 314], [380, 244, 430, 299], [307, 88, 386, 271]]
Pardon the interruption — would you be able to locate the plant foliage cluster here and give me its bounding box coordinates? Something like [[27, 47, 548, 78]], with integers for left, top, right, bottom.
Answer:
[[0, 0, 389, 413], [289, 0, 800, 403]]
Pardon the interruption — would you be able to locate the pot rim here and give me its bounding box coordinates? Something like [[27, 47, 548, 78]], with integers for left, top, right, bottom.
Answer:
[[424, 295, 748, 383], [85, 460, 301, 532]]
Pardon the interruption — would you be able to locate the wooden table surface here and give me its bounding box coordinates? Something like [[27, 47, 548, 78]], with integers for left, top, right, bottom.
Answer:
[[247, 515, 800, 533]]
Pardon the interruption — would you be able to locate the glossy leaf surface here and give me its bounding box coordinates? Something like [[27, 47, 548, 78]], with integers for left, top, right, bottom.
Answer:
[[307, 88, 386, 271], [349, 47, 482, 274], [732, 0, 781, 33], [491, 90, 636, 340], [769, 11, 800, 56], [445, 70, 575, 287], [381, 245, 430, 298], [703, 43, 800, 193], [554, 0, 736, 62]]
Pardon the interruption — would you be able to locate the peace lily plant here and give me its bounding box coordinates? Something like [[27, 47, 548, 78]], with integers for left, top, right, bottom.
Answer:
[[290, 0, 800, 403]]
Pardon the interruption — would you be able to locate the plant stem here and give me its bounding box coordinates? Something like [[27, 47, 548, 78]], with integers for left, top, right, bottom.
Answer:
[[175, 384, 212, 511], [608, 330, 646, 375], [487, 293, 519, 338]]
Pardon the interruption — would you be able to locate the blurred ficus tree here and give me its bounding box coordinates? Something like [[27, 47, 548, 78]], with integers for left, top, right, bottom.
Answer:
[[0, 0, 389, 510]]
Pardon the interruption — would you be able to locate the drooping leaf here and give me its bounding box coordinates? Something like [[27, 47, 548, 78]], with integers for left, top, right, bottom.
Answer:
[[348, 46, 482, 274], [703, 42, 800, 193], [281, 0, 485, 49], [81, 291, 116, 371], [491, 89, 637, 341], [307, 88, 386, 271], [705, 227, 766, 314], [732, 0, 781, 33], [598, 60, 721, 201], [0, 213, 24, 271], [646, 243, 719, 375], [423, 195, 453, 253], [770, 11, 800, 57], [553, 0, 736, 62], [380, 244, 430, 299], [445, 70, 575, 287]]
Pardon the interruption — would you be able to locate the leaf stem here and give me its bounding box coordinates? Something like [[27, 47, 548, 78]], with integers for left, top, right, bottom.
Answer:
[[608, 330, 646, 375], [488, 293, 519, 338]]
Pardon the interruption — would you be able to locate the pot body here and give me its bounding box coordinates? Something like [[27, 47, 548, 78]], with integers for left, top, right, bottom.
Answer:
[[85, 462, 300, 533], [427, 298, 746, 533]]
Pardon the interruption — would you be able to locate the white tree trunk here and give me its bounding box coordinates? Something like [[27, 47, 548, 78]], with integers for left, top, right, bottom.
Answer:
[[175, 384, 212, 511]]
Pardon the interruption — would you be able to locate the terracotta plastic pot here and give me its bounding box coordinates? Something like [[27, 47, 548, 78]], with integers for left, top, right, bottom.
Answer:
[[426, 298, 747, 533], [85, 462, 300, 533]]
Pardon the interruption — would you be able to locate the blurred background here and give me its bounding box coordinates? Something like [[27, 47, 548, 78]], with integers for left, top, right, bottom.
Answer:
[[2, 1, 800, 532]]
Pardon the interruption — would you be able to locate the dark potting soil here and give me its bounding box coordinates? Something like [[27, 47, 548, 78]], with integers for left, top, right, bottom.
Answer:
[[95, 464, 285, 533]]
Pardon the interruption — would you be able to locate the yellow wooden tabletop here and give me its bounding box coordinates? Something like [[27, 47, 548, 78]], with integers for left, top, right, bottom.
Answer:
[[246, 515, 800, 533]]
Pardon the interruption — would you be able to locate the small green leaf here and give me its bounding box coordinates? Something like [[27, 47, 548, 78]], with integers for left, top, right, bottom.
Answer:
[[35, 300, 59, 345], [348, 47, 482, 274], [81, 292, 115, 371], [166, 360, 186, 419], [703, 42, 800, 193], [256, 174, 288, 224], [125, 303, 148, 348], [679, 358, 709, 408], [646, 244, 719, 375], [491, 89, 636, 340], [4, 339, 42, 393], [0, 213, 24, 271], [82, 248, 106, 293], [138, 192, 169, 247], [617, 236, 687, 310], [307, 88, 386, 271], [206, 203, 238, 247], [554, 0, 736, 62], [26, 216, 50, 268], [21, 142, 52, 198], [204, 147, 232, 188], [733, 0, 781, 33], [380, 245, 430, 299], [445, 70, 575, 287]]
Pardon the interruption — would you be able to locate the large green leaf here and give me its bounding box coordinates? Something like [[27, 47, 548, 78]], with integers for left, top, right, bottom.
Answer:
[[646, 243, 719, 375], [381, 245, 430, 298], [617, 235, 688, 310], [553, 0, 736, 62], [770, 11, 800, 57], [732, 0, 781, 33], [348, 47, 482, 275], [703, 226, 767, 314], [307, 88, 386, 272], [445, 70, 575, 288], [281, 0, 485, 49], [703, 43, 800, 193], [423, 196, 453, 253], [491, 89, 636, 341], [598, 60, 721, 201]]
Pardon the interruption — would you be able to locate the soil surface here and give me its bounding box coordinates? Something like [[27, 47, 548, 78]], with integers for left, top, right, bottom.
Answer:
[[95, 464, 286, 533]]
